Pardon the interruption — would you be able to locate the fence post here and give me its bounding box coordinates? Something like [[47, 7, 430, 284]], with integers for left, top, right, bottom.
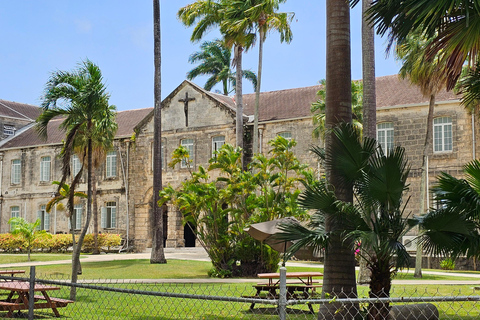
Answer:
[[278, 266, 287, 320], [28, 266, 35, 320]]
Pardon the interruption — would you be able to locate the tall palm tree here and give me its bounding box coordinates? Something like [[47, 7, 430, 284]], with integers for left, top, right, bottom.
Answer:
[[395, 30, 448, 277], [311, 79, 363, 140], [178, 1, 255, 151], [321, 0, 357, 317], [186, 39, 257, 95], [231, 0, 293, 154], [278, 124, 461, 320], [36, 59, 117, 299], [368, 0, 480, 91], [151, 0, 166, 264]]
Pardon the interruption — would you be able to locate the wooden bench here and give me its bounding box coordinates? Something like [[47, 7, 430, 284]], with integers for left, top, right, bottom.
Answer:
[[34, 295, 74, 307], [0, 301, 26, 318]]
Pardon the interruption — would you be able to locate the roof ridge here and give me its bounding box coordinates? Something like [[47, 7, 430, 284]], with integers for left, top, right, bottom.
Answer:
[[0, 100, 36, 121]]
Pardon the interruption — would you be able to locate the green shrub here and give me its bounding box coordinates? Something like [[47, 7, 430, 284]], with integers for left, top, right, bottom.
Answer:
[[440, 258, 455, 270], [0, 233, 121, 253]]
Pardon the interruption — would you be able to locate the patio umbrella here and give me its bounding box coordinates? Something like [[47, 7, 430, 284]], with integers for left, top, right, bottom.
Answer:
[[244, 217, 300, 263]]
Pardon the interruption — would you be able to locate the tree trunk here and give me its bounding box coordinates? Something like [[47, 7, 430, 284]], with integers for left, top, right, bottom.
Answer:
[[358, 0, 376, 285], [367, 259, 392, 320], [414, 94, 435, 278], [92, 168, 100, 255], [70, 137, 93, 300], [320, 0, 358, 319], [150, 0, 167, 264], [253, 29, 264, 155], [235, 44, 244, 154]]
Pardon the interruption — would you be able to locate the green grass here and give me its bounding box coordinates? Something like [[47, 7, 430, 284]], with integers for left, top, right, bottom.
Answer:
[[33, 259, 213, 279], [1, 256, 480, 319]]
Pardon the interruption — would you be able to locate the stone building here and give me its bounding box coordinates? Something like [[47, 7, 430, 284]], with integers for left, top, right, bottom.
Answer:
[[0, 75, 471, 252], [0, 100, 41, 140]]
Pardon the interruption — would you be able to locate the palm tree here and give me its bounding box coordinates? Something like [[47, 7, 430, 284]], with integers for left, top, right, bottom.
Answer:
[[233, 0, 293, 154], [311, 79, 363, 140], [395, 30, 448, 277], [178, 0, 256, 151], [368, 0, 480, 91], [151, 0, 166, 264], [36, 59, 117, 299], [320, 0, 357, 317], [277, 124, 416, 319], [8, 217, 51, 262], [420, 159, 480, 259], [186, 39, 257, 95]]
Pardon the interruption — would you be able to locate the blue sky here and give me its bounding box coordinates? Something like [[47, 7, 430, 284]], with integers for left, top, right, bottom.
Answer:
[[0, 1, 400, 112]]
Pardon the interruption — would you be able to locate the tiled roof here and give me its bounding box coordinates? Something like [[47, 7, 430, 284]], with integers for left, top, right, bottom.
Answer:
[[0, 99, 42, 121], [241, 75, 459, 122], [0, 108, 153, 149]]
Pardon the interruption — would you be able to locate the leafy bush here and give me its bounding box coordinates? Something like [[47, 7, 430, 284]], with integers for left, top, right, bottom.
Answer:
[[440, 258, 455, 270], [160, 137, 313, 277], [0, 233, 121, 253]]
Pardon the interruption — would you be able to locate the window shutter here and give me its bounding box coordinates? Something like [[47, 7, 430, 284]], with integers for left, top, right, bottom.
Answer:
[[44, 212, 50, 231], [101, 207, 106, 228], [76, 208, 83, 229], [111, 206, 116, 228], [36, 211, 42, 230]]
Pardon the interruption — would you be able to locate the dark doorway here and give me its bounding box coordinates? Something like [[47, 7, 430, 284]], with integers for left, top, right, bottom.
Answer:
[[184, 222, 196, 247], [162, 205, 168, 247]]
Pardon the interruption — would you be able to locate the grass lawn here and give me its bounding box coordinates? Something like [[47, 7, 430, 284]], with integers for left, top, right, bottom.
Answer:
[[1, 256, 480, 319]]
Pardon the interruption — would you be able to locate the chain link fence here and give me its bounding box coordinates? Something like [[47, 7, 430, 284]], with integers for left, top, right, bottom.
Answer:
[[1, 267, 480, 319]]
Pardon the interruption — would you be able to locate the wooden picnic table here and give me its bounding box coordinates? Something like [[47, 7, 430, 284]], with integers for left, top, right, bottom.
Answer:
[[248, 271, 323, 313], [0, 281, 73, 318], [0, 270, 25, 279]]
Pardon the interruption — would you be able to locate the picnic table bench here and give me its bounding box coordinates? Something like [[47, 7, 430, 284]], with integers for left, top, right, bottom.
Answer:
[[246, 271, 323, 313], [0, 281, 73, 318], [0, 270, 25, 281]]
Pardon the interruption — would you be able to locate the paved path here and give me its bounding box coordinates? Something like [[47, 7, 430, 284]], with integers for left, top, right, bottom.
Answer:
[[2, 248, 480, 285]]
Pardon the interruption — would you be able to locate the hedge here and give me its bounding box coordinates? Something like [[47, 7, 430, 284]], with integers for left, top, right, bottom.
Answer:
[[0, 233, 122, 253]]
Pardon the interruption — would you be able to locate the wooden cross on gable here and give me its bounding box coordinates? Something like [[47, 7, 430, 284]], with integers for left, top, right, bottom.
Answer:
[[178, 92, 195, 127]]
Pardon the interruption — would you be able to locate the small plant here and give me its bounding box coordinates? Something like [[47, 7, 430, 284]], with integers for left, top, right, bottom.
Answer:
[[440, 258, 455, 270]]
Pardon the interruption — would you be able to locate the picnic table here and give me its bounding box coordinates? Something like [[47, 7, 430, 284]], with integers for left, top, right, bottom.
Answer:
[[0, 270, 25, 280], [248, 271, 323, 313], [0, 281, 73, 318]]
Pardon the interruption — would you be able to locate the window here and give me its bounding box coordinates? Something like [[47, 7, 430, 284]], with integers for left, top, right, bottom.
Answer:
[[72, 155, 81, 177], [37, 205, 50, 231], [40, 156, 51, 182], [377, 122, 394, 156], [212, 136, 225, 158], [10, 206, 20, 231], [433, 117, 453, 152], [278, 132, 292, 141], [4, 125, 15, 136], [106, 151, 117, 178], [101, 202, 116, 229], [69, 204, 83, 230], [180, 139, 194, 168], [11, 159, 21, 184]]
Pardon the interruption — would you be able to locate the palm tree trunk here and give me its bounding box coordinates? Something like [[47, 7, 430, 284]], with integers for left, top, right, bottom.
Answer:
[[151, 0, 167, 264], [253, 29, 264, 155], [70, 137, 93, 300], [235, 44, 244, 155], [358, 0, 376, 285], [92, 168, 100, 255], [414, 94, 435, 278], [321, 0, 358, 319]]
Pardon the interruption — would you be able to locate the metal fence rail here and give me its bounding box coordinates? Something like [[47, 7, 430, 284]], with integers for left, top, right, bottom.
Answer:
[[0, 266, 480, 319]]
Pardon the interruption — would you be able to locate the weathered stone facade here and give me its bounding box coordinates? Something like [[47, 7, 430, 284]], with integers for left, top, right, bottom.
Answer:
[[0, 75, 471, 252]]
